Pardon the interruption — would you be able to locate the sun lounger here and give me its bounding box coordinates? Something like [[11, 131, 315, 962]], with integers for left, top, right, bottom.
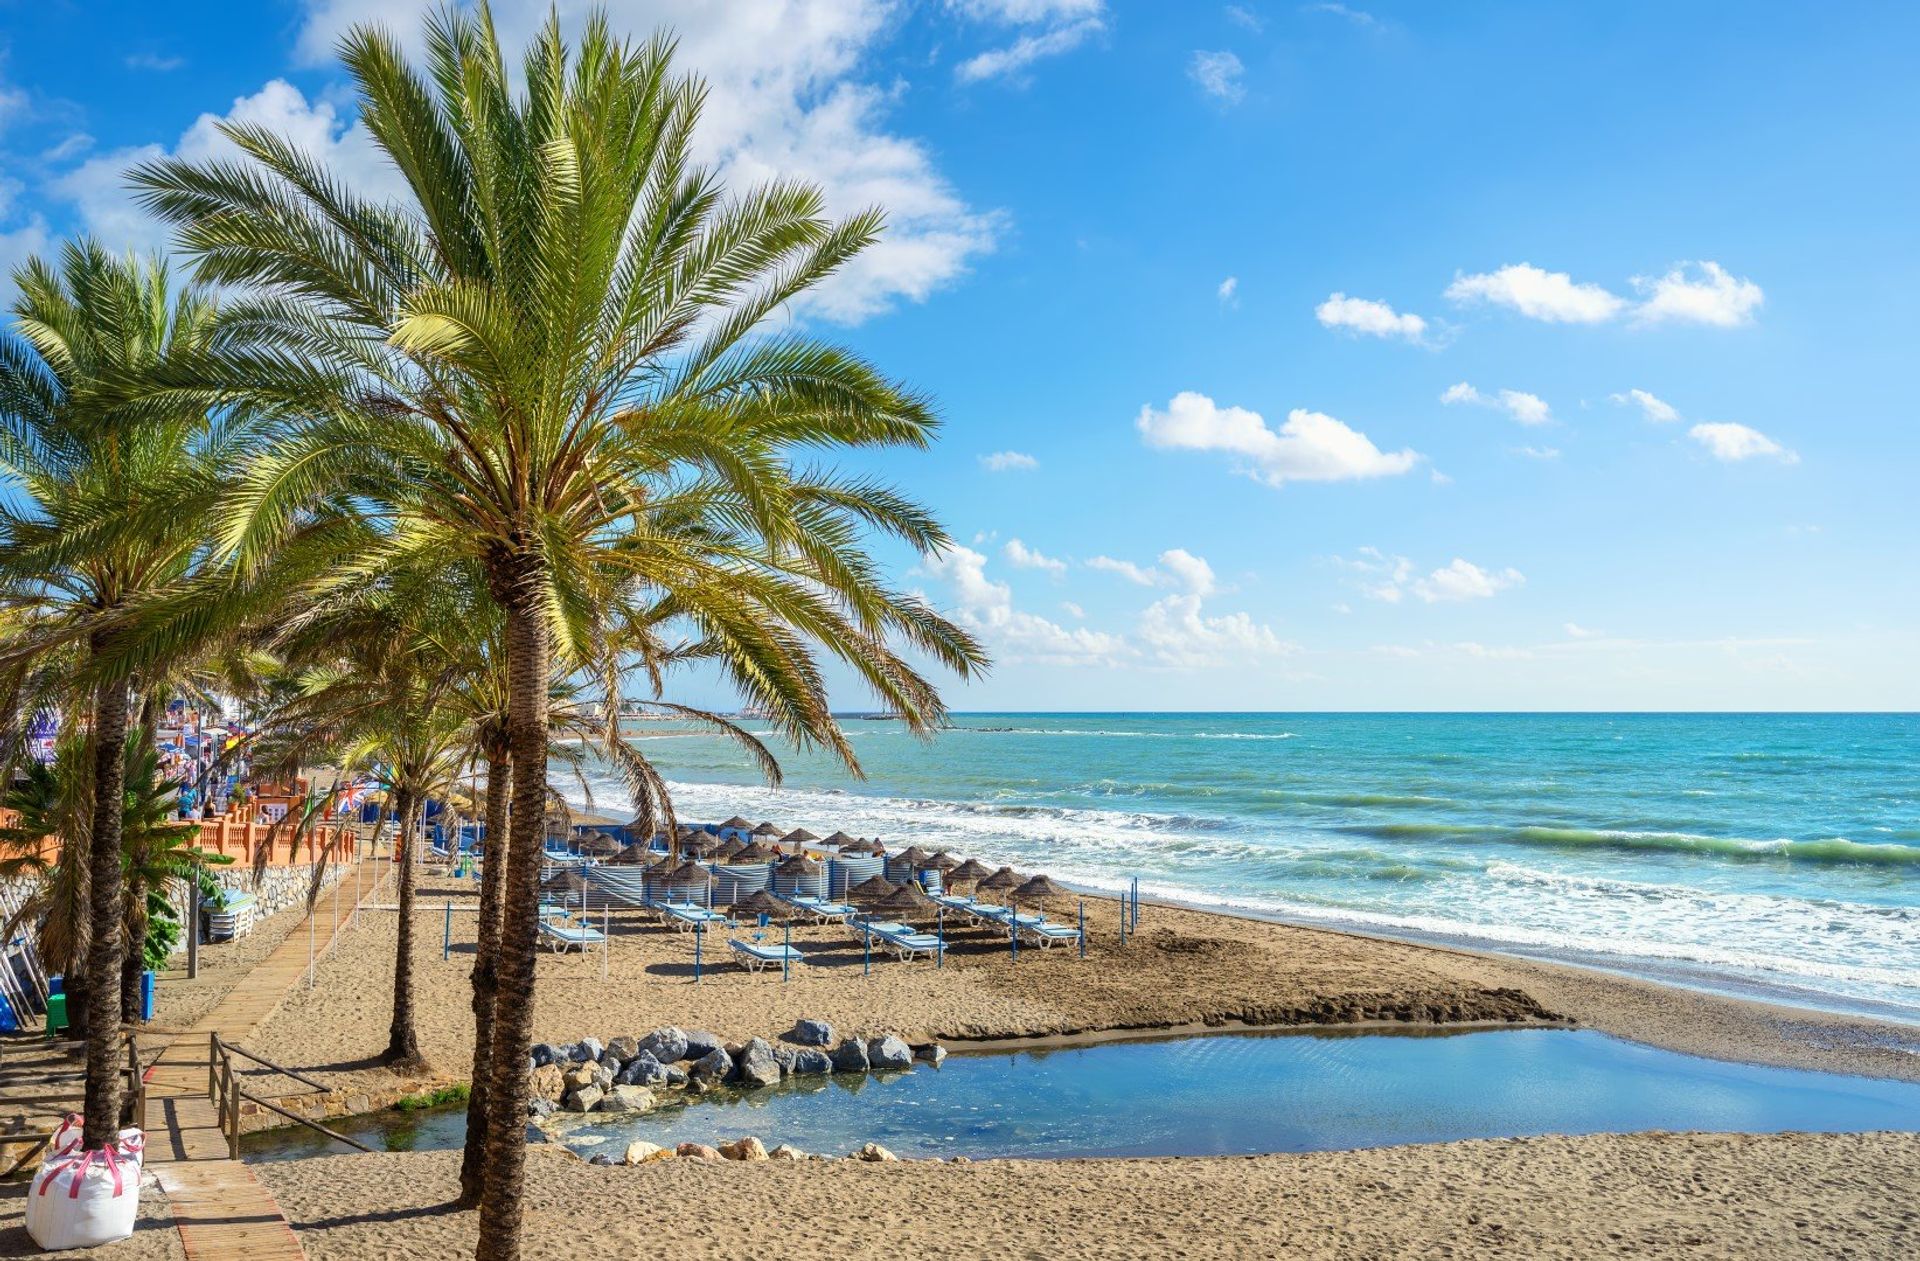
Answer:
[[1019, 920, 1082, 949], [857, 919, 946, 964], [727, 938, 805, 974], [779, 893, 856, 924], [538, 918, 606, 954], [972, 905, 1045, 935], [659, 903, 732, 934]]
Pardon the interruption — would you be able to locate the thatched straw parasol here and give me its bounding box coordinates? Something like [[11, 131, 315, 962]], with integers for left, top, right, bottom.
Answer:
[[871, 882, 935, 920], [608, 842, 653, 865], [541, 870, 589, 897], [780, 828, 819, 845], [681, 835, 719, 858], [578, 832, 621, 856], [927, 851, 960, 872], [752, 821, 780, 837], [1012, 874, 1068, 904], [947, 858, 992, 888], [823, 830, 858, 847], [731, 889, 789, 921], [846, 875, 898, 905], [893, 845, 932, 868], [773, 854, 818, 877], [732, 841, 775, 864], [849, 837, 887, 856], [714, 838, 746, 860], [663, 861, 713, 887], [721, 815, 753, 830], [975, 867, 1022, 900]]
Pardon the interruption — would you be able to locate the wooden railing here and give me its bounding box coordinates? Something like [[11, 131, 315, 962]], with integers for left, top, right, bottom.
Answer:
[[208, 1034, 373, 1158]]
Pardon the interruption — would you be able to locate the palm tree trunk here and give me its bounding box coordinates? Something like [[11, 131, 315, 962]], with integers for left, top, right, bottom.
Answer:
[[81, 668, 128, 1149], [457, 746, 510, 1208], [384, 785, 423, 1067], [476, 578, 550, 1261]]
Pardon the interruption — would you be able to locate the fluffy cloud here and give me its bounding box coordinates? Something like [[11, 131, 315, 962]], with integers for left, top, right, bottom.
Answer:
[[950, 0, 1105, 83], [1157, 547, 1216, 597], [1315, 292, 1427, 342], [1189, 51, 1245, 102], [1610, 388, 1680, 422], [1633, 261, 1764, 328], [1514, 445, 1561, 460], [1446, 263, 1626, 324], [1338, 548, 1524, 604], [1225, 5, 1264, 32], [1688, 422, 1797, 464], [980, 450, 1039, 471], [922, 544, 1127, 665], [1217, 275, 1238, 304], [1003, 538, 1067, 575], [1440, 382, 1552, 425], [1139, 594, 1294, 668], [1087, 555, 1161, 586], [1137, 391, 1421, 487], [1306, 2, 1383, 27]]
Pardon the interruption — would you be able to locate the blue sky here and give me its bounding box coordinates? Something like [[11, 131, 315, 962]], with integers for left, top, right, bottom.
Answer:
[[1, 1, 1915, 710]]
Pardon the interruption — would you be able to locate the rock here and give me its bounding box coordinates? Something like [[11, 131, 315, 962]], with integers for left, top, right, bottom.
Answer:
[[578, 1036, 605, 1063], [734, 1038, 781, 1088], [526, 1097, 557, 1118], [588, 1152, 618, 1166], [948, 1155, 972, 1164], [687, 1077, 715, 1096], [723, 1041, 748, 1065], [595, 1085, 655, 1114], [830, 1037, 870, 1073], [791, 1048, 833, 1077], [530, 1063, 568, 1103], [623, 1140, 672, 1165], [563, 1065, 599, 1093], [790, 1018, 833, 1047], [867, 1035, 913, 1071], [664, 1065, 689, 1087], [718, 1136, 768, 1162], [690, 1046, 733, 1083], [589, 1063, 616, 1091], [606, 1035, 640, 1065], [854, 1142, 898, 1162], [681, 1030, 722, 1061], [640, 1027, 690, 1064], [530, 1042, 564, 1068], [617, 1051, 668, 1087], [771, 1045, 798, 1077], [767, 1143, 806, 1161], [914, 1043, 947, 1066], [676, 1142, 722, 1161], [525, 1122, 551, 1143], [564, 1084, 604, 1113]]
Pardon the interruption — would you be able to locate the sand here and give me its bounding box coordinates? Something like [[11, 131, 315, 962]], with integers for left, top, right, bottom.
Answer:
[[252, 1133, 1920, 1260], [0, 1170, 185, 1260], [235, 874, 1920, 1096]]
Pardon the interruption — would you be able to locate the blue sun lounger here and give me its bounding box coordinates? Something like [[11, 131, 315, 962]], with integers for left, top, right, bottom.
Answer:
[[1019, 920, 1082, 949], [972, 905, 1045, 935], [778, 893, 857, 925], [658, 903, 732, 934], [857, 919, 946, 964], [727, 938, 805, 974], [538, 917, 606, 954]]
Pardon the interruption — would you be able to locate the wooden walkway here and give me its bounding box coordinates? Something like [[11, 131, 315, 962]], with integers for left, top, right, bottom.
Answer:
[[141, 860, 375, 1260]]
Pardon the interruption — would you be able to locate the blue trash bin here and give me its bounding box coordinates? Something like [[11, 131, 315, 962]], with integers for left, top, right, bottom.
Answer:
[[48, 973, 63, 995], [140, 970, 155, 1022]]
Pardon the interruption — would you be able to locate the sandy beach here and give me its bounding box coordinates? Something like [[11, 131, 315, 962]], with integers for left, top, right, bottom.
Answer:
[[250, 1133, 1920, 1260]]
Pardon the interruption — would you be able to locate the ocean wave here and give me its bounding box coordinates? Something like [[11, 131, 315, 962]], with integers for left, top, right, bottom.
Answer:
[[1340, 821, 1920, 867]]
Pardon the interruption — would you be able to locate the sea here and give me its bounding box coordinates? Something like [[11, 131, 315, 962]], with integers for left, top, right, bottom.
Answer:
[[568, 713, 1919, 1023]]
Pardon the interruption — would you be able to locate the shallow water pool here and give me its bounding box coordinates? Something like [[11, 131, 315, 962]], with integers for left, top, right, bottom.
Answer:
[[246, 1027, 1920, 1163]]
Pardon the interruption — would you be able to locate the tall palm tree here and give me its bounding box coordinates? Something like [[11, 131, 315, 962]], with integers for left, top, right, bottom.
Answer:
[[0, 242, 249, 1147], [136, 10, 984, 1252]]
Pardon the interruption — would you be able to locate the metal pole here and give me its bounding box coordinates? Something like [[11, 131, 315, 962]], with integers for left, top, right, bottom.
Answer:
[[863, 928, 870, 978], [782, 919, 791, 983], [1010, 899, 1018, 965], [694, 922, 702, 983], [1119, 891, 1127, 946], [1079, 900, 1086, 959], [602, 905, 610, 983], [443, 901, 452, 961], [937, 908, 944, 969]]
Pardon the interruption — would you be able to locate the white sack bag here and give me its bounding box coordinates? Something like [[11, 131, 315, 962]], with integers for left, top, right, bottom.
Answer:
[[25, 1128, 145, 1251]]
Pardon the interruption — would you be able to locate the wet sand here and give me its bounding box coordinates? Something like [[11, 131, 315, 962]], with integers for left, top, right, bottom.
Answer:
[[255, 1133, 1920, 1260]]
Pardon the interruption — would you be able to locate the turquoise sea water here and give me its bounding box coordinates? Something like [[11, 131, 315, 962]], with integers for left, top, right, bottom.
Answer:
[[573, 713, 1919, 1020], [246, 1029, 1920, 1163]]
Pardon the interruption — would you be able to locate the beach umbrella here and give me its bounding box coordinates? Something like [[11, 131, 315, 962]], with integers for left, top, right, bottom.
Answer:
[[721, 815, 753, 830], [732, 889, 789, 920], [823, 830, 858, 847], [541, 870, 590, 896], [578, 832, 621, 856], [976, 867, 1022, 900], [780, 828, 819, 845], [664, 861, 713, 887], [846, 875, 898, 905], [714, 838, 747, 860], [849, 837, 887, 856], [1012, 874, 1068, 904], [894, 845, 932, 867], [871, 882, 936, 921], [732, 841, 775, 864], [608, 843, 653, 866], [752, 821, 780, 837], [927, 851, 960, 872], [773, 854, 818, 876], [947, 858, 992, 887], [681, 836, 719, 859]]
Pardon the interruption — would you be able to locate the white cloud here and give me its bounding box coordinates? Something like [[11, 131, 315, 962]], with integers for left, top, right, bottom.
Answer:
[[1139, 593, 1294, 668], [1514, 445, 1561, 460], [1445, 263, 1627, 324], [1306, 2, 1382, 27], [1633, 261, 1763, 328], [1189, 51, 1246, 103], [1688, 422, 1797, 464], [1609, 388, 1680, 423], [1337, 548, 1523, 604], [1137, 391, 1421, 487], [956, 18, 1105, 82], [1157, 547, 1216, 597], [1412, 558, 1525, 603], [1225, 5, 1264, 31], [1060, 600, 1085, 618], [949, 0, 1103, 19], [1217, 275, 1238, 305], [1087, 555, 1161, 586], [270, 2, 998, 323], [1440, 382, 1552, 425], [923, 544, 1127, 665], [1003, 538, 1067, 575], [125, 53, 185, 71], [980, 450, 1039, 472], [1564, 622, 1603, 639], [1315, 292, 1427, 342]]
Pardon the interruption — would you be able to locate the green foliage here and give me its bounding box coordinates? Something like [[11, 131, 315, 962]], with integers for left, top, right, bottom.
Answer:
[[394, 1082, 469, 1112]]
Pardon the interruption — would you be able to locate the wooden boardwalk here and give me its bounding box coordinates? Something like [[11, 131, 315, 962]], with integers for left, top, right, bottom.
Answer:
[[142, 860, 375, 1260]]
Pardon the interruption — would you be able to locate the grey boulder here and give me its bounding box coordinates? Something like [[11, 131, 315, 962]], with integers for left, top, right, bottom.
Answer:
[[734, 1038, 782, 1089], [689, 1046, 733, 1083], [791, 1048, 833, 1077], [616, 1051, 668, 1087], [639, 1027, 690, 1064], [829, 1037, 870, 1073], [530, 1043, 565, 1068], [605, 1035, 640, 1065], [790, 1018, 833, 1047], [681, 1029, 723, 1061], [914, 1043, 947, 1066], [867, 1035, 913, 1071]]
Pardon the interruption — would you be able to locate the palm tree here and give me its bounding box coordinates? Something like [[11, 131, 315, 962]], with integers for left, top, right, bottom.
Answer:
[[136, 10, 985, 1253], [0, 242, 250, 1147]]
